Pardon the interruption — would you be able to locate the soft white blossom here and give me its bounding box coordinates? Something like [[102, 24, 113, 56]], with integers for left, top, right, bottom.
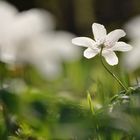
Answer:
[[72, 23, 132, 65], [18, 31, 81, 79], [123, 39, 140, 71], [1, 9, 50, 63], [0, 1, 55, 64], [3, 31, 81, 80], [0, 1, 81, 80], [124, 16, 140, 39], [123, 16, 140, 71]]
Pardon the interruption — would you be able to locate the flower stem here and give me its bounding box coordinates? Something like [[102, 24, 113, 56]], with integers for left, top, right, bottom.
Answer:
[[99, 47, 128, 92], [1, 103, 9, 140]]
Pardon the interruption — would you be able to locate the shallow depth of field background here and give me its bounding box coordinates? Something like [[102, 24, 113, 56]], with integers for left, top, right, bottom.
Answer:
[[0, 0, 140, 140]]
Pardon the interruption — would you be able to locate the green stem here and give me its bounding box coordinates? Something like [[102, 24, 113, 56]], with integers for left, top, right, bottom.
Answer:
[[87, 92, 101, 140], [1, 103, 9, 140], [99, 47, 128, 92], [135, 73, 139, 86], [87, 92, 94, 115]]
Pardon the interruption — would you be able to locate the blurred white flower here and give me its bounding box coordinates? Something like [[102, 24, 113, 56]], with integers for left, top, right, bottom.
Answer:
[[123, 16, 140, 71], [72, 23, 132, 65], [18, 31, 81, 79], [123, 39, 140, 71], [124, 16, 140, 39], [0, 1, 55, 64], [0, 1, 17, 35], [0, 1, 81, 80]]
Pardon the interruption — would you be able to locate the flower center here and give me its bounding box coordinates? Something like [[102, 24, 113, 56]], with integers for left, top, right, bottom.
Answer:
[[104, 41, 113, 48], [98, 44, 105, 49]]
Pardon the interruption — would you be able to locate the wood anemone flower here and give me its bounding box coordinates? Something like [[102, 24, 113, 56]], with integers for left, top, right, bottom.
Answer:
[[72, 23, 132, 66]]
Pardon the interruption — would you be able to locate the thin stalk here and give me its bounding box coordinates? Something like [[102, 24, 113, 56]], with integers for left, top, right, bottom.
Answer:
[[1, 103, 9, 140], [87, 92, 94, 115], [99, 47, 128, 92], [135, 73, 139, 87], [87, 92, 101, 140]]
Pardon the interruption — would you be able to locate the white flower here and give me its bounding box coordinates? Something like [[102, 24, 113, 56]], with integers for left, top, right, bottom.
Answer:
[[72, 23, 132, 65], [0, 1, 55, 64], [0, 1, 81, 80], [123, 16, 140, 71], [124, 16, 140, 39], [2, 31, 81, 80], [123, 39, 140, 71], [22, 31, 81, 80]]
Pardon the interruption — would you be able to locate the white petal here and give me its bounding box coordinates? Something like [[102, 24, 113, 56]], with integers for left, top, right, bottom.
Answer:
[[0, 1, 17, 39], [84, 48, 98, 59], [0, 1, 17, 19], [112, 41, 133, 52], [122, 39, 140, 71], [72, 37, 96, 48], [92, 23, 107, 43], [10, 9, 51, 40], [124, 16, 140, 39], [105, 29, 126, 47], [102, 51, 118, 65]]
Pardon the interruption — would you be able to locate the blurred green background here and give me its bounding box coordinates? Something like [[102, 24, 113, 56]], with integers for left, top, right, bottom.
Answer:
[[0, 0, 140, 139]]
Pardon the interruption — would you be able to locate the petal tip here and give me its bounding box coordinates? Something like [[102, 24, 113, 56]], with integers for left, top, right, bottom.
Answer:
[[92, 22, 104, 29], [71, 38, 76, 44], [110, 62, 118, 66], [119, 29, 126, 37], [83, 52, 91, 59], [83, 49, 94, 59]]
